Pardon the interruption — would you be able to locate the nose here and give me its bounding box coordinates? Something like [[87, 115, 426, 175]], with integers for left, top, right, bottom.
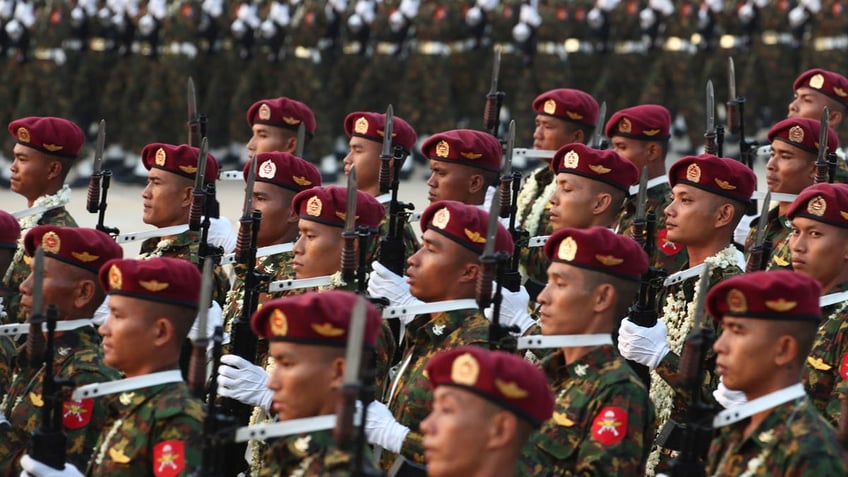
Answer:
[[766, 153, 777, 171], [19, 271, 32, 297], [664, 201, 675, 218], [246, 136, 257, 152], [293, 235, 305, 255], [537, 283, 550, 306], [426, 172, 437, 188]]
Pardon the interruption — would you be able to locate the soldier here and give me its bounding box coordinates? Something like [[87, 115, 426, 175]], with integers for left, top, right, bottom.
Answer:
[[244, 97, 317, 162], [0, 210, 20, 389], [421, 346, 555, 477], [342, 111, 417, 198], [422, 129, 502, 206], [20, 257, 205, 476], [250, 291, 384, 477], [2, 116, 84, 325], [705, 271, 848, 475], [365, 200, 514, 467], [0, 226, 122, 474], [617, 154, 756, 474], [746, 118, 839, 269], [786, 183, 848, 425], [609, 104, 688, 273], [518, 227, 655, 475]]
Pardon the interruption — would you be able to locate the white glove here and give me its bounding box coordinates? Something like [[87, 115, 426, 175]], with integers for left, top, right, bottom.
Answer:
[[207, 217, 237, 254], [640, 8, 657, 30], [476, 0, 499, 11], [188, 302, 224, 348], [367, 262, 422, 325], [217, 354, 273, 411], [519, 3, 542, 27], [649, 0, 674, 16], [0, 410, 8, 426], [799, 0, 821, 12], [713, 378, 748, 408], [617, 317, 670, 370], [512, 22, 531, 42], [19, 455, 84, 477], [484, 286, 535, 335], [365, 401, 409, 453], [586, 7, 605, 29], [92, 296, 110, 326], [703, 0, 723, 12], [737, 2, 754, 22], [398, 0, 420, 19], [465, 6, 483, 26], [788, 5, 809, 28], [596, 0, 620, 12]]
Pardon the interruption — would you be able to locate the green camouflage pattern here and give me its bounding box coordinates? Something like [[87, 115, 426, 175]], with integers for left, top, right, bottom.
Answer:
[[0, 326, 120, 474], [706, 398, 848, 476], [259, 428, 369, 477], [0, 335, 15, 391], [803, 281, 848, 426], [518, 345, 656, 476], [743, 207, 792, 270], [86, 380, 204, 476]]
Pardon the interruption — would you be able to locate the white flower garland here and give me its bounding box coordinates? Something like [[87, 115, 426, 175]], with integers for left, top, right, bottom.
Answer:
[[94, 418, 124, 467], [646, 244, 739, 475], [319, 271, 346, 291], [5, 186, 72, 283], [138, 239, 174, 259], [516, 171, 539, 228]]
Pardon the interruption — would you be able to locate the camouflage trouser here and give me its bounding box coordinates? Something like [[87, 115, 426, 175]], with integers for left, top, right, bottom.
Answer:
[[742, 41, 800, 132], [349, 52, 407, 115]]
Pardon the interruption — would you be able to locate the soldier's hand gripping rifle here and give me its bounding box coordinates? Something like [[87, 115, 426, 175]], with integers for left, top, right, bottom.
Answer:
[[484, 47, 505, 139], [815, 107, 832, 184], [85, 120, 119, 237], [187, 77, 201, 147], [378, 106, 415, 276], [704, 80, 717, 155], [745, 191, 773, 272], [498, 120, 525, 292]]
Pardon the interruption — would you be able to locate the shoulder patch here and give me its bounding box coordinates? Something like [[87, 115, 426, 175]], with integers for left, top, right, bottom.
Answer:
[[590, 406, 628, 445], [153, 440, 185, 477], [62, 398, 95, 429], [840, 352, 848, 380]]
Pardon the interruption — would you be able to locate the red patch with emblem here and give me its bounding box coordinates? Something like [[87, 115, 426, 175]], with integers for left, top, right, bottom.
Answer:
[[834, 1, 843, 15], [574, 8, 584, 21], [591, 406, 628, 445], [435, 6, 447, 20], [627, 1, 638, 14], [657, 228, 682, 256], [840, 352, 848, 380], [153, 440, 185, 477], [62, 398, 94, 429], [558, 7, 568, 21]]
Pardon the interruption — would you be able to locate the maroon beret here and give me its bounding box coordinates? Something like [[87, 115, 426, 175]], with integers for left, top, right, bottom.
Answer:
[[292, 186, 385, 229], [141, 143, 219, 184], [533, 88, 599, 128], [246, 97, 317, 136], [24, 226, 123, 274], [421, 129, 502, 172], [605, 104, 671, 141], [99, 257, 201, 310], [0, 210, 21, 248], [707, 270, 821, 323], [768, 117, 839, 155], [419, 200, 513, 256], [544, 227, 648, 281], [550, 143, 639, 193], [786, 183, 848, 228], [251, 291, 382, 347], [426, 346, 555, 428], [244, 152, 321, 193], [8, 116, 85, 159], [669, 154, 756, 204], [793, 68, 848, 110], [343, 111, 418, 153]]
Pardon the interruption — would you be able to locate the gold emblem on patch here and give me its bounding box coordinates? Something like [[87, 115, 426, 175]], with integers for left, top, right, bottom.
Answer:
[[29, 392, 44, 407], [565, 111, 583, 121], [460, 152, 482, 160], [306, 196, 323, 217], [807, 195, 827, 216], [809, 73, 825, 89], [588, 164, 611, 175], [788, 125, 805, 143], [41, 231, 61, 254], [258, 159, 277, 179], [727, 289, 747, 313], [807, 356, 832, 371], [179, 165, 198, 175], [17, 127, 30, 143], [595, 254, 623, 266], [43, 144, 64, 152], [619, 118, 632, 133], [686, 163, 701, 183], [451, 352, 479, 386], [765, 298, 797, 312], [312, 322, 345, 337], [23, 255, 32, 265], [282, 116, 301, 125], [258, 103, 272, 120], [557, 236, 578, 261], [109, 448, 131, 464], [432, 207, 450, 229], [714, 178, 737, 190], [71, 251, 99, 262], [270, 309, 288, 336], [139, 280, 169, 292], [835, 87, 848, 98], [553, 412, 574, 427], [292, 175, 312, 186], [435, 140, 450, 158], [464, 229, 486, 244], [495, 379, 528, 399], [643, 129, 660, 136], [155, 147, 167, 166], [354, 116, 369, 134], [543, 98, 557, 115], [108, 265, 122, 290], [563, 150, 579, 169]]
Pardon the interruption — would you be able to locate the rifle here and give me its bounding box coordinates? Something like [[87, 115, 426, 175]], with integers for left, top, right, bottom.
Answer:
[[342, 167, 359, 285], [483, 47, 505, 139], [190, 138, 223, 263], [726, 57, 758, 215], [190, 325, 233, 477], [704, 80, 717, 155], [498, 121, 524, 292], [815, 107, 831, 184], [85, 120, 119, 237], [188, 258, 215, 399], [377, 108, 415, 277], [744, 191, 773, 272], [187, 77, 200, 147], [26, 247, 45, 368], [591, 101, 608, 150], [295, 122, 306, 159]]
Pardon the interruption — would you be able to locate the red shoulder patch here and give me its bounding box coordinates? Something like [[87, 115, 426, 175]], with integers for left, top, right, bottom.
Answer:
[[591, 406, 628, 446], [62, 398, 94, 429], [840, 352, 848, 380], [153, 440, 185, 477], [658, 228, 682, 256]]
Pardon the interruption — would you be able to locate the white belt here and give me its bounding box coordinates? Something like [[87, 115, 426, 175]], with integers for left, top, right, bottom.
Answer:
[[0, 318, 93, 338], [528, 235, 549, 248], [751, 190, 797, 203], [663, 36, 697, 53], [512, 148, 556, 161], [115, 224, 189, 244], [719, 34, 748, 50], [293, 45, 322, 63], [564, 38, 596, 54], [819, 290, 848, 308], [381, 299, 477, 319], [536, 41, 567, 58], [663, 263, 706, 287], [268, 275, 335, 293], [761, 31, 795, 46], [221, 242, 294, 265], [73, 370, 183, 400], [374, 41, 400, 56], [517, 334, 612, 349], [713, 383, 805, 428], [12, 201, 69, 220], [235, 414, 340, 443], [614, 40, 649, 55], [814, 35, 848, 52], [218, 170, 243, 181], [415, 41, 451, 56]]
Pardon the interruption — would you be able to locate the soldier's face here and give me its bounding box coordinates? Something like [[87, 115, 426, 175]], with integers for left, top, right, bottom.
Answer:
[[713, 316, 780, 398], [266, 342, 342, 420], [421, 387, 501, 477], [537, 263, 597, 335], [765, 141, 816, 194], [610, 136, 653, 172], [406, 230, 476, 302], [343, 136, 382, 193], [19, 257, 86, 319], [141, 169, 193, 228], [426, 160, 477, 204], [664, 184, 722, 246], [9, 144, 59, 202], [788, 88, 834, 122], [548, 173, 602, 230], [247, 125, 294, 155], [252, 182, 298, 246], [99, 295, 159, 377], [292, 220, 343, 279], [789, 217, 848, 291], [533, 115, 577, 151]]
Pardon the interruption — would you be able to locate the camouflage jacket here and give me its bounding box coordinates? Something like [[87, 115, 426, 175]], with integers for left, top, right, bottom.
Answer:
[[86, 379, 204, 476], [259, 428, 371, 477], [383, 307, 490, 466], [706, 398, 848, 476], [615, 180, 688, 274], [0, 326, 119, 474], [518, 345, 656, 477], [0, 335, 15, 391], [2, 207, 77, 324], [518, 166, 556, 293], [139, 229, 230, 306], [803, 280, 848, 426], [743, 207, 792, 270]]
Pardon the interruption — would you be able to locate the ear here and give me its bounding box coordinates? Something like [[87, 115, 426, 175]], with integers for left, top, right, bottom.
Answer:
[[592, 283, 616, 314], [828, 109, 843, 127], [468, 173, 485, 195], [646, 142, 661, 162], [457, 260, 481, 284], [592, 192, 613, 216], [180, 185, 194, 208], [151, 317, 175, 348], [714, 202, 735, 228], [74, 279, 97, 309], [571, 129, 586, 145], [773, 334, 798, 368], [486, 411, 518, 450], [286, 205, 299, 223], [286, 136, 299, 152], [46, 159, 63, 181], [329, 356, 346, 390]]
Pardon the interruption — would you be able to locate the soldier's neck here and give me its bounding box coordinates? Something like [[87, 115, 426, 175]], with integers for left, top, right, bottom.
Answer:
[[686, 239, 733, 267], [777, 201, 792, 218], [26, 184, 63, 207], [561, 346, 595, 366]]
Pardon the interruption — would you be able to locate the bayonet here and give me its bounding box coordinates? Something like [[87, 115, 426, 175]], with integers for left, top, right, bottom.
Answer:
[[726, 57, 741, 136], [753, 191, 771, 248], [484, 47, 505, 138], [815, 106, 830, 184], [341, 166, 359, 283], [727, 57, 737, 101], [483, 187, 500, 259], [379, 105, 394, 194], [334, 296, 366, 447], [592, 101, 607, 149], [705, 80, 717, 155], [295, 122, 306, 158], [689, 264, 711, 337], [86, 120, 106, 213], [476, 187, 501, 311], [188, 257, 214, 398], [488, 47, 501, 101], [31, 247, 43, 317], [236, 155, 258, 263], [27, 247, 45, 366], [635, 166, 649, 220], [499, 120, 515, 218], [189, 137, 209, 232], [187, 77, 199, 147]]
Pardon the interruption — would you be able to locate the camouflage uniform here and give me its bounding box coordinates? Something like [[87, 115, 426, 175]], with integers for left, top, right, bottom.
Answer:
[[517, 166, 555, 297], [743, 207, 792, 270], [2, 207, 77, 325], [259, 429, 369, 477], [517, 345, 656, 476], [601, 0, 654, 113], [803, 281, 848, 426], [86, 380, 204, 476], [706, 398, 848, 475], [348, 1, 406, 115], [0, 335, 15, 390], [0, 326, 119, 474], [382, 308, 490, 466], [615, 181, 688, 274]]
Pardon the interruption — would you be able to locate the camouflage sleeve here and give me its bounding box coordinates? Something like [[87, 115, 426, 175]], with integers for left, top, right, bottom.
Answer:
[[375, 322, 396, 394], [59, 366, 120, 472], [0, 336, 15, 390], [400, 430, 425, 464]]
